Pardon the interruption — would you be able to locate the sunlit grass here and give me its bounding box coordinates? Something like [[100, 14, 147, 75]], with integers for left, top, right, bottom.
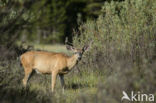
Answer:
[[17, 41, 73, 55], [34, 44, 68, 53], [28, 70, 99, 94]]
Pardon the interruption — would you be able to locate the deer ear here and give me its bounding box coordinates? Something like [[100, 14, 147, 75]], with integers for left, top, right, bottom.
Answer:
[[83, 40, 93, 52], [82, 45, 90, 52], [66, 45, 72, 50], [66, 45, 75, 51]]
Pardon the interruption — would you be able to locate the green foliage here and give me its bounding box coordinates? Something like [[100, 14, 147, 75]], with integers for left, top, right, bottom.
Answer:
[[0, 0, 37, 45], [72, 0, 156, 102], [30, 0, 67, 43], [74, 0, 156, 66], [0, 0, 105, 44]]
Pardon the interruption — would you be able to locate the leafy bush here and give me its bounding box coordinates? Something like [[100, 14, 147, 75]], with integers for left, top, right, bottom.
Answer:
[[74, 0, 156, 70], [73, 0, 156, 102]]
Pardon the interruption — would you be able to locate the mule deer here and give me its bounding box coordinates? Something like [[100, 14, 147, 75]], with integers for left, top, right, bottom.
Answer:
[[20, 39, 92, 92]]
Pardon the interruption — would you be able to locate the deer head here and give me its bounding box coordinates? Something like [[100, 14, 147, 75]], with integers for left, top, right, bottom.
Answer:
[[65, 37, 92, 61]]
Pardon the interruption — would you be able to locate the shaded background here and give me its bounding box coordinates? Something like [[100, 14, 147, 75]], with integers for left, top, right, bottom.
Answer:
[[0, 0, 108, 45]]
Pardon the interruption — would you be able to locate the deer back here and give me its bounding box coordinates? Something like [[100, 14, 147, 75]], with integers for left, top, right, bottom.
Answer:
[[20, 51, 70, 74]]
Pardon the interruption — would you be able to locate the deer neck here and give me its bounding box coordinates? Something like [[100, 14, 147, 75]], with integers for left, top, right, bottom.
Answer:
[[67, 54, 79, 70]]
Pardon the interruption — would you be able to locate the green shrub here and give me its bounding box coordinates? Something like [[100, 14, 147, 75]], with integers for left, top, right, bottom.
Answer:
[[73, 0, 156, 70], [72, 0, 156, 103]]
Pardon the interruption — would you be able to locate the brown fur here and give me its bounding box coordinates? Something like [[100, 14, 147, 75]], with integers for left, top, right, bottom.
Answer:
[[20, 51, 79, 92]]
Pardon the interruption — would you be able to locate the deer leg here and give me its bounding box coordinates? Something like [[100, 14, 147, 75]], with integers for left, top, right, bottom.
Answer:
[[51, 71, 58, 92], [23, 67, 32, 87], [59, 74, 65, 93]]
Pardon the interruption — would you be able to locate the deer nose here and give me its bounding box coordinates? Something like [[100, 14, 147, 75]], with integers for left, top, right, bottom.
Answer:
[[76, 52, 82, 60], [78, 56, 82, 61], [78, 54, 82, 60]]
